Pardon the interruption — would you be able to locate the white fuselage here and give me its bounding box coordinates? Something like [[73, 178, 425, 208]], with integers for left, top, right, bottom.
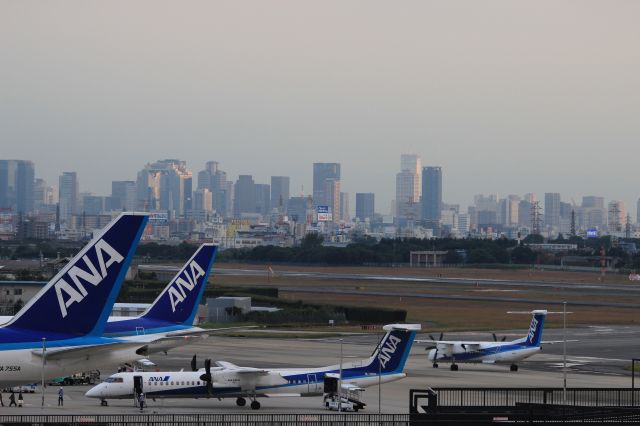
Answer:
[[87, 368, 406, 401], [0, 344, 144, 388], [427, 341, 540, 364]]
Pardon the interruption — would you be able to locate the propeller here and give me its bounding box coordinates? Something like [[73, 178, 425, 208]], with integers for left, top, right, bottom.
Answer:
[[426, 332, 444, 363], [492, 333, 508, 342], [190, 355, 197, 372], [199, 358, 214, 396]]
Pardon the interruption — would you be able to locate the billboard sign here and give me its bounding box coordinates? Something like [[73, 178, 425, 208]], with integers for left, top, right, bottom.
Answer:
[[317, 205, 332, 222], [586, 228, 598, 238]]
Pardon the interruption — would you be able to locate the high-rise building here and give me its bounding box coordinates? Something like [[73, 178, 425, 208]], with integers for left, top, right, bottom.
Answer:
[[136, 160, 193, 218], [0, 160, 35, 214], [111, 181, 136, 211], [324, 178, 341, 222], [474, 194, 499, 227], [340, 192, 350, 222], [395, 170, 419, 221], [197, 162, 233, 218], [270, 176, 290, 213], [288, 196, 312, 225], [312, 163, 340, 207], [355, 193, 375, 222], [59, 172, 79, 224], [544, 193, 561, 231], [581, 196, 605, 229], [608, 200, 626, 233], [400, 154, 422, 197], [82, 195, 105, 215], [421, 166, 442, 229], [193, 188, 213, 221], [255, 184, 271, 216], [233, 175, 256, 217], [33, 178, 55, 211]]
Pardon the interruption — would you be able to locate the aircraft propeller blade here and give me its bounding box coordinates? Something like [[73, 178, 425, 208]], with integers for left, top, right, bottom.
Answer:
[[190, 355, 197, 372], [501, 336, 507, 342], [492, 333, 498, 342], [199, 358, 214, 397]]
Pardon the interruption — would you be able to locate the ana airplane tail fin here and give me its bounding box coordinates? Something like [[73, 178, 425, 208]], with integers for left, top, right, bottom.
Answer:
[[524, 310, 547, 347], [140, 244, 217, 325], [5, 213, 148, 337], [362, 324, 421, 375]]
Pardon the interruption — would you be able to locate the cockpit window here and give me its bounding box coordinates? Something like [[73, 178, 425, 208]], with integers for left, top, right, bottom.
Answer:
[[104, 377, 124, 383]]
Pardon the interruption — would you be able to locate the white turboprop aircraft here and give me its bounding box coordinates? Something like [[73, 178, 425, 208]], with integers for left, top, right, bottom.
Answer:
[[86, 324, 420, 410], [0, 212, 149, 387], [419, 310, 550, 371]]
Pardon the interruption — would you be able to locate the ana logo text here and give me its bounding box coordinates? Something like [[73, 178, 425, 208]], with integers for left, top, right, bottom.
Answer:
[[149, 376, 170, 382], [378, 333, 403, 369], [528, 317, 539, 343], [54, 239, 124, 318], [168, 260, 206, 312]]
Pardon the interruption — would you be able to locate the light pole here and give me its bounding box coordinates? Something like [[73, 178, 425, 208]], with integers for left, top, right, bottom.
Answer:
[[563, 301, 567, 404], [41, 337, 46, 408], [338, 338, 343, 413]]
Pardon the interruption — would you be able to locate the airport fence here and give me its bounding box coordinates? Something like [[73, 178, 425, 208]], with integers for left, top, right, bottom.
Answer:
[[430, 387, 640, 407], [0, 413, 411, 425]]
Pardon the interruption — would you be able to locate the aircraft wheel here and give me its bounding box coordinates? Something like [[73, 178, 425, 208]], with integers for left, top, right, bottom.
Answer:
[[100, 400, 108, 406], [510, 364, 518, 372], [236, 397, 246, 407], [450, 364, 458, 371], [250, 400, 261, 410], [432, 363, 439, 368]]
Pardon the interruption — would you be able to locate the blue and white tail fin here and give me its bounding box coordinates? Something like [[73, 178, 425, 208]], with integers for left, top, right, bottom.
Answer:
[[5, 213, 148, 337], [361, 324, 421, 375], [523, 310, 547, 347], [139, 244, 217, 325]]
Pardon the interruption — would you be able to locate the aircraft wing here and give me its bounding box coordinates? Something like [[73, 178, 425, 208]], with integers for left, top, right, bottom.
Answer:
[[31, 341, 144, 361], [214, 361, 268, 374], [162, 325, 259, 338], [341, 383, 365, 391], [541, 340, 579, 345]]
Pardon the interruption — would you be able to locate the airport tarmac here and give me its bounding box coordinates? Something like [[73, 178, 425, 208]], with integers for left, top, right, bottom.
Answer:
[[6, 325, 637, 415]]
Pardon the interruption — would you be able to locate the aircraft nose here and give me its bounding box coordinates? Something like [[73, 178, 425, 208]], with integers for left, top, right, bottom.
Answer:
[[85, 385, 102, 398]]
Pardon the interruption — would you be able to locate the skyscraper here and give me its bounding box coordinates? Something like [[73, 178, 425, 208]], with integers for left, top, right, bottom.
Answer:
[[608, 200, 626, 233], [233, 175, 256, 217], [0, 160, 35, 214], [193, 188, 213, 221], [421, 166, 442, 230], [544, 193, 561, 231], [340, 192, 350, 222], [324, 178, 341, 222], [395, 170, 419, 221], [400, 154, 422, 198], [355, 193, 375, 222], [255, 183, 271, 216], [581, 196, 605, 229], [312, 163, 340, 207], [270, 176, 290, 213], [136, 160, 193, 218], [59, 172, 79, 224], [111, 181, 136, 211]]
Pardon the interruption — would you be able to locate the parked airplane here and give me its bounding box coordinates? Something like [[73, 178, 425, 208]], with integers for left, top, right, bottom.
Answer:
[[86, 323, 421, 409], [421, 310, 547, 371], [0, 212, 148, 387], [0, 243, 222, 359]]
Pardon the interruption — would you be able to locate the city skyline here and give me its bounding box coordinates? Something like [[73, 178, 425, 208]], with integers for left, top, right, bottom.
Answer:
[[2, 1, 639, 212]]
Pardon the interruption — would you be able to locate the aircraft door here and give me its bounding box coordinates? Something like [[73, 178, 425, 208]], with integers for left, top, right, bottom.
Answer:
[[307, 374, 319, 394], [133, 375, 143, 397]]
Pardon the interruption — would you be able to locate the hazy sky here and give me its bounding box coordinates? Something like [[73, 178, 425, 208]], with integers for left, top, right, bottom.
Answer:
[[2, 1, 639, 214]]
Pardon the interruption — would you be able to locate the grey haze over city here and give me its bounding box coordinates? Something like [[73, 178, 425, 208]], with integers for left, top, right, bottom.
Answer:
[[1, 1, 639, 215]]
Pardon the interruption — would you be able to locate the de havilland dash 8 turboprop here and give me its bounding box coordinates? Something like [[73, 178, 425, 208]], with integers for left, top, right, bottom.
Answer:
[[0, 212, 149, 387], [86, 324, 421, 409], [420, 310, 549, 372]]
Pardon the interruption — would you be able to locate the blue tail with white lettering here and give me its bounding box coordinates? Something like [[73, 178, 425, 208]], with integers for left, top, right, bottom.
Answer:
[[524, 310, 547, 347], [3, 213, 148, 340], [140, 244, 217, 325], [361, 324, 419, 375]]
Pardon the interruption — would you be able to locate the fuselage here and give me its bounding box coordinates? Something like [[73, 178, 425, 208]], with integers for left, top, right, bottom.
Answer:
[[87, 365, 406, 400], [428, 340, 540, 364]]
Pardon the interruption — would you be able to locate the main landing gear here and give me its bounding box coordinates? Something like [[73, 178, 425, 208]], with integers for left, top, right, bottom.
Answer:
[[237, 396, 261, 410], [100, 399, 108, 406], [450, 364, 459, 371], [432, 363, 439, 368], [510, 364, 518, 372]]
